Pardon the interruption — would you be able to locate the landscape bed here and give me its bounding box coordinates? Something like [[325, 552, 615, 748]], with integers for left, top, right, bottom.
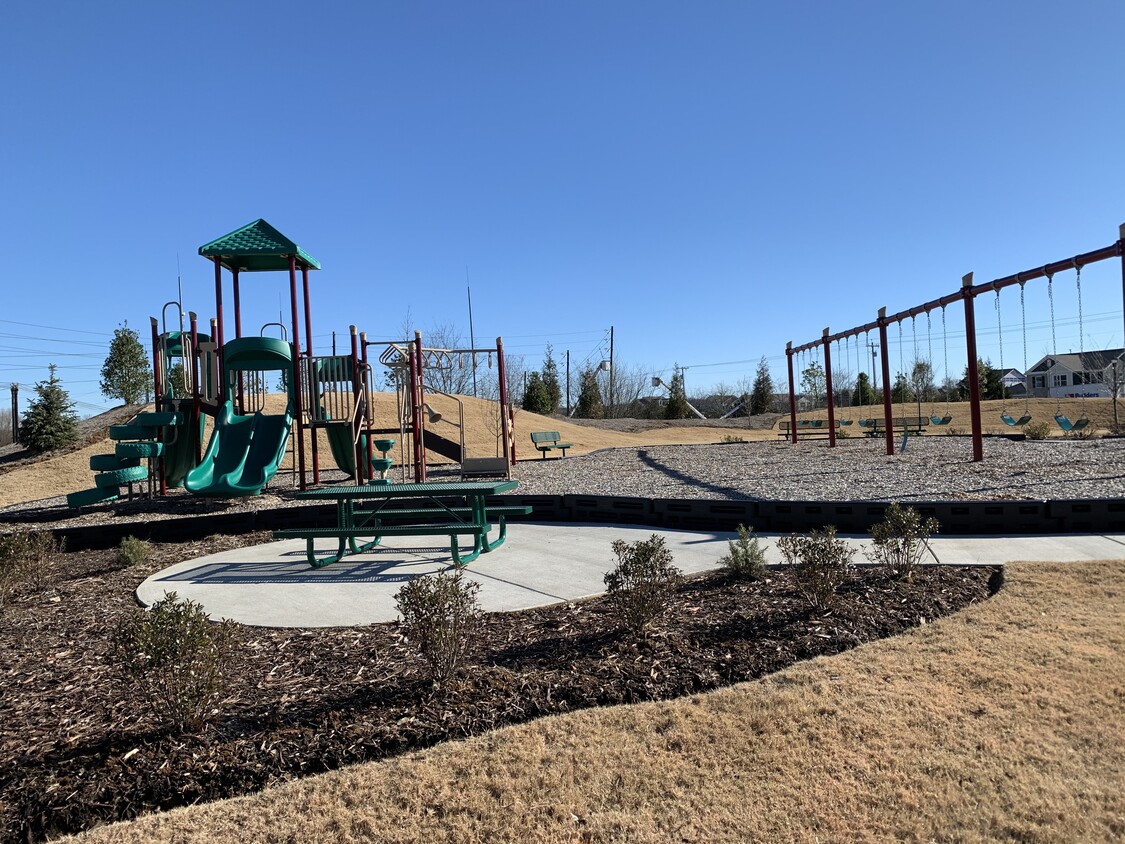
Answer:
[[0, 532, 997, 842]]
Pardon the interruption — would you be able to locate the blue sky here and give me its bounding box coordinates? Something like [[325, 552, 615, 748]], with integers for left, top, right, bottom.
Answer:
[[2, 1, 1123, 415]]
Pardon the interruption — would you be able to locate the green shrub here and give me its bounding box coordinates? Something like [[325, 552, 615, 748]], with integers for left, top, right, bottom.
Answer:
[[112, 591, 236, 731], [0, 531, 58, 609], [777, 526, 855, 609], [1025, 421, 1051, 440], [866, 503, 940, 581], [718, 524, 767, 580], [604, 534, 683, 637], [720, 434, 746, 444], [116, 535, 152, 568], [395, 571, 482, 682]]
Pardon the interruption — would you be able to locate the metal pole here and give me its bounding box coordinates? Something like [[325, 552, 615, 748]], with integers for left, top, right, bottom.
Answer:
[[467, 277, 478, 398], [190, 313, 202, 464], [10, 383, 18, 444], [878, 308, 894, 456], [823, 328, 836, 447], [361, 330, 374, 480], [233, 268, 244, 414], [786, 342, 798, 444], [565, 350, 571, 417], [212, 257, 225, 350], [963, 273, 984, 462], [288, 255, 307, 490], [497, 337, 513, 465], [413, 331, 426, 481], [150, 318, 166, 496], [350, 325, 365, 485], [1119, 224, 1125, 352], [608, 325, 615, 417], [302, 265, 319, 483]]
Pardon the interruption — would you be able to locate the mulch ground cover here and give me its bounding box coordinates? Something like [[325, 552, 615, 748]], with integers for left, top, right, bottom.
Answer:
[[0, 532, 998, 843]]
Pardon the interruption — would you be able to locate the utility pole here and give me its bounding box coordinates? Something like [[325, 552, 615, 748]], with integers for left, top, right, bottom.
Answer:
[[608, 325, 614, 418], [868, 341, 879, 392], [565, 350, 571, 417], [466, 273, 478, 398], [8, 384, 16, 445]]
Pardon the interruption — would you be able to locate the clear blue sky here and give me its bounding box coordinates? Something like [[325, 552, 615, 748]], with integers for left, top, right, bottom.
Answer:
[[2, 1, 1123, 415]]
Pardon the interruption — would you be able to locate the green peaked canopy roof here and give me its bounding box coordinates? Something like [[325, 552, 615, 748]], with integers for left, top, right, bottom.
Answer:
[[198, 219, 321, 272]]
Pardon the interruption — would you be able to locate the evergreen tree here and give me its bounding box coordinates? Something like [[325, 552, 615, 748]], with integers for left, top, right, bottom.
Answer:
[[664, 366, 690, 419], [852, 372, 877, 406], [521, 372, 552, 414], [167, 362, 190, 399], [749, 356, 774, 415], [19, 364, 79, 453], [575, 367, 604, 418], [541, 343, 562, 413], [890, 373, 914, 404], [100, 323, 150, 405], [959, 358, 1007, 400]]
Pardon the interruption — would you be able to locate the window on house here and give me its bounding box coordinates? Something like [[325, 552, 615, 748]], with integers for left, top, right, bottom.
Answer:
[[1032, 376, 1046, 389], [1053, 374, 1067, 387]]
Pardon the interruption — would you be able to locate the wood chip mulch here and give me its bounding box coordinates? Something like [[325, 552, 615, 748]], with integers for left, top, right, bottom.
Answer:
[[0, 535, 998, 843]]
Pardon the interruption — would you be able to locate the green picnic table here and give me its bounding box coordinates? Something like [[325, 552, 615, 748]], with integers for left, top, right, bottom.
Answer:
[[273, 480, 529, 568]]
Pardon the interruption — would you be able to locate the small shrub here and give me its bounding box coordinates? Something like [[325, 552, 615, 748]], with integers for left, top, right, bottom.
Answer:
[[0, 531, 58, 609], [777, 526, 855, 609], [1066, 425, 1096, 441], [719, 524, 767, 580], [1025, 421, 1051, 440], [720, 434, 746, 444], [603, 534, 683, 637], [395, 571, 481, 682], [116, 535, 152, 568], [112, 591, 236, 731], [866, 503, 940, 581]]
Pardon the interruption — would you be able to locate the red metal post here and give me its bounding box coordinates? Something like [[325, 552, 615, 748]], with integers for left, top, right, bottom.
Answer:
[[302, 266, 319, 483], [878, 308, 894, 456], [288, 255, 307, 490], [212, 257, 224, 349], [497, 337, 513, 464], [232, 268, 244, 414], [414, 331, 426, 481], [349, 325, 365, 485], [823, 328, 836, 447], [1119, 224, 1125, 349], [962, 273, 984, 462], [190, 313, 202, 464], [361, 331, 375, 478], [786, 342, 798, 444], [150, 318, 166, 496], [407, 342, 422, 481]]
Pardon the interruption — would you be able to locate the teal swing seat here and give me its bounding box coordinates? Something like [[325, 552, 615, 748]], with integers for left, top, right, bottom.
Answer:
[[839, 419, 853, 426], [1054, 414, 1089, 432], [930, 415, 952, 426], [1000, 413, 1032, 427]]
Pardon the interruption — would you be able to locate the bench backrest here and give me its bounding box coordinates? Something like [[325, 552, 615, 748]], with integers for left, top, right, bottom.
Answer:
[[530, 431, 561, 444]]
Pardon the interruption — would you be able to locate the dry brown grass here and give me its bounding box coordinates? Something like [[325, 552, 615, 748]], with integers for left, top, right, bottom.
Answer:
[[69, 561, 1125, 843]]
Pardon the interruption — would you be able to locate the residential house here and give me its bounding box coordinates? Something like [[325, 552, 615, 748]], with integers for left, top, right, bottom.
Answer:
[[998, 367, 1026, 397], [1025, 348, 1124, 398]]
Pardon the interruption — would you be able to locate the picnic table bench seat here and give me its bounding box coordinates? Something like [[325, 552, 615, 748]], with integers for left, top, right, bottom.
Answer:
[[530, 431, 572, 458]]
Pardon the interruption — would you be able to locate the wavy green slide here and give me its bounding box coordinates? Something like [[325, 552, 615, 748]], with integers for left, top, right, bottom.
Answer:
[[184, 400, 293, 496]]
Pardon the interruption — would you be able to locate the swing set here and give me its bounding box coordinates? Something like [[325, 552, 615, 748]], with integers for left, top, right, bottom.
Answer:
[[785, 222, 1125, 461]]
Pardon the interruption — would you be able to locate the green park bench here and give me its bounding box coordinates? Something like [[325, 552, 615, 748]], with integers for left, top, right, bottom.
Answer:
[[530, 431, 573, 458]]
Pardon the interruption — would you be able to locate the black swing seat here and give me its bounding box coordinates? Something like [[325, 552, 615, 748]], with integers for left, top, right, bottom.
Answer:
[[1055, 414, 1089, 432], [1000, 413, 1032, 427]]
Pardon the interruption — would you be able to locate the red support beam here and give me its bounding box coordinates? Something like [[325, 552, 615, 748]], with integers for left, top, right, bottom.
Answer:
[[823, 328, 836, 447], [190, 313, 202, 464], [413, 331, 426, 482], [288, 255, 307, 490], [878, 308, 894, 456], [150, 318, 166, 496], [497, 337, 514, 464], [350, 325, 365, 485], [786, 342, 798, 444], [232, 268, 244, 414], [302, 266, 319, 484], [962, 273, 984, 462]]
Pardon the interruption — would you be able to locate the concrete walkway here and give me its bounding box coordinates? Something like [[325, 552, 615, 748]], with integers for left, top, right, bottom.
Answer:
[[136, 523, 1125, 627]]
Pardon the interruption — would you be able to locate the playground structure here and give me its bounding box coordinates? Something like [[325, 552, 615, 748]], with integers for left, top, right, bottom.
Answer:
[[785, 223, 1125, 462], [69, 219, 514, 507]]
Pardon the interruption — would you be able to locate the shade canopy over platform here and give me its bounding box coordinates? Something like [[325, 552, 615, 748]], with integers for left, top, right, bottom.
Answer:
[[198, 218, 321, 273]]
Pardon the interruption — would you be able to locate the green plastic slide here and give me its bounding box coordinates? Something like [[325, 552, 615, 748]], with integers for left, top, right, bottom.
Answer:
[[184, 400, 293, 496]]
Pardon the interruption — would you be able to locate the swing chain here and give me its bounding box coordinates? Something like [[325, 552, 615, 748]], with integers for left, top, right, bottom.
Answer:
[[994, 287, 1003, 370]]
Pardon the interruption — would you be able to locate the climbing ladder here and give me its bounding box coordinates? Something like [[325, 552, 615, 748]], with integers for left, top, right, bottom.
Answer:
[[66, 411, 183, 508]]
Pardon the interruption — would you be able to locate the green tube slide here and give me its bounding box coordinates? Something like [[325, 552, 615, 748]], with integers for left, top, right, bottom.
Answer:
[[184, 400, 293, 496]]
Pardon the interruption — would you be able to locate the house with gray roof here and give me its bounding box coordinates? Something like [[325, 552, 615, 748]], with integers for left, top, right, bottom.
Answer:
[[1025, 348, 1124, 398]]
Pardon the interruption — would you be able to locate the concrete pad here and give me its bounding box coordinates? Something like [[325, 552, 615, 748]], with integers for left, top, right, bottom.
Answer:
[[137, 523, 739, 627], [137, 523, 1125, 628]]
